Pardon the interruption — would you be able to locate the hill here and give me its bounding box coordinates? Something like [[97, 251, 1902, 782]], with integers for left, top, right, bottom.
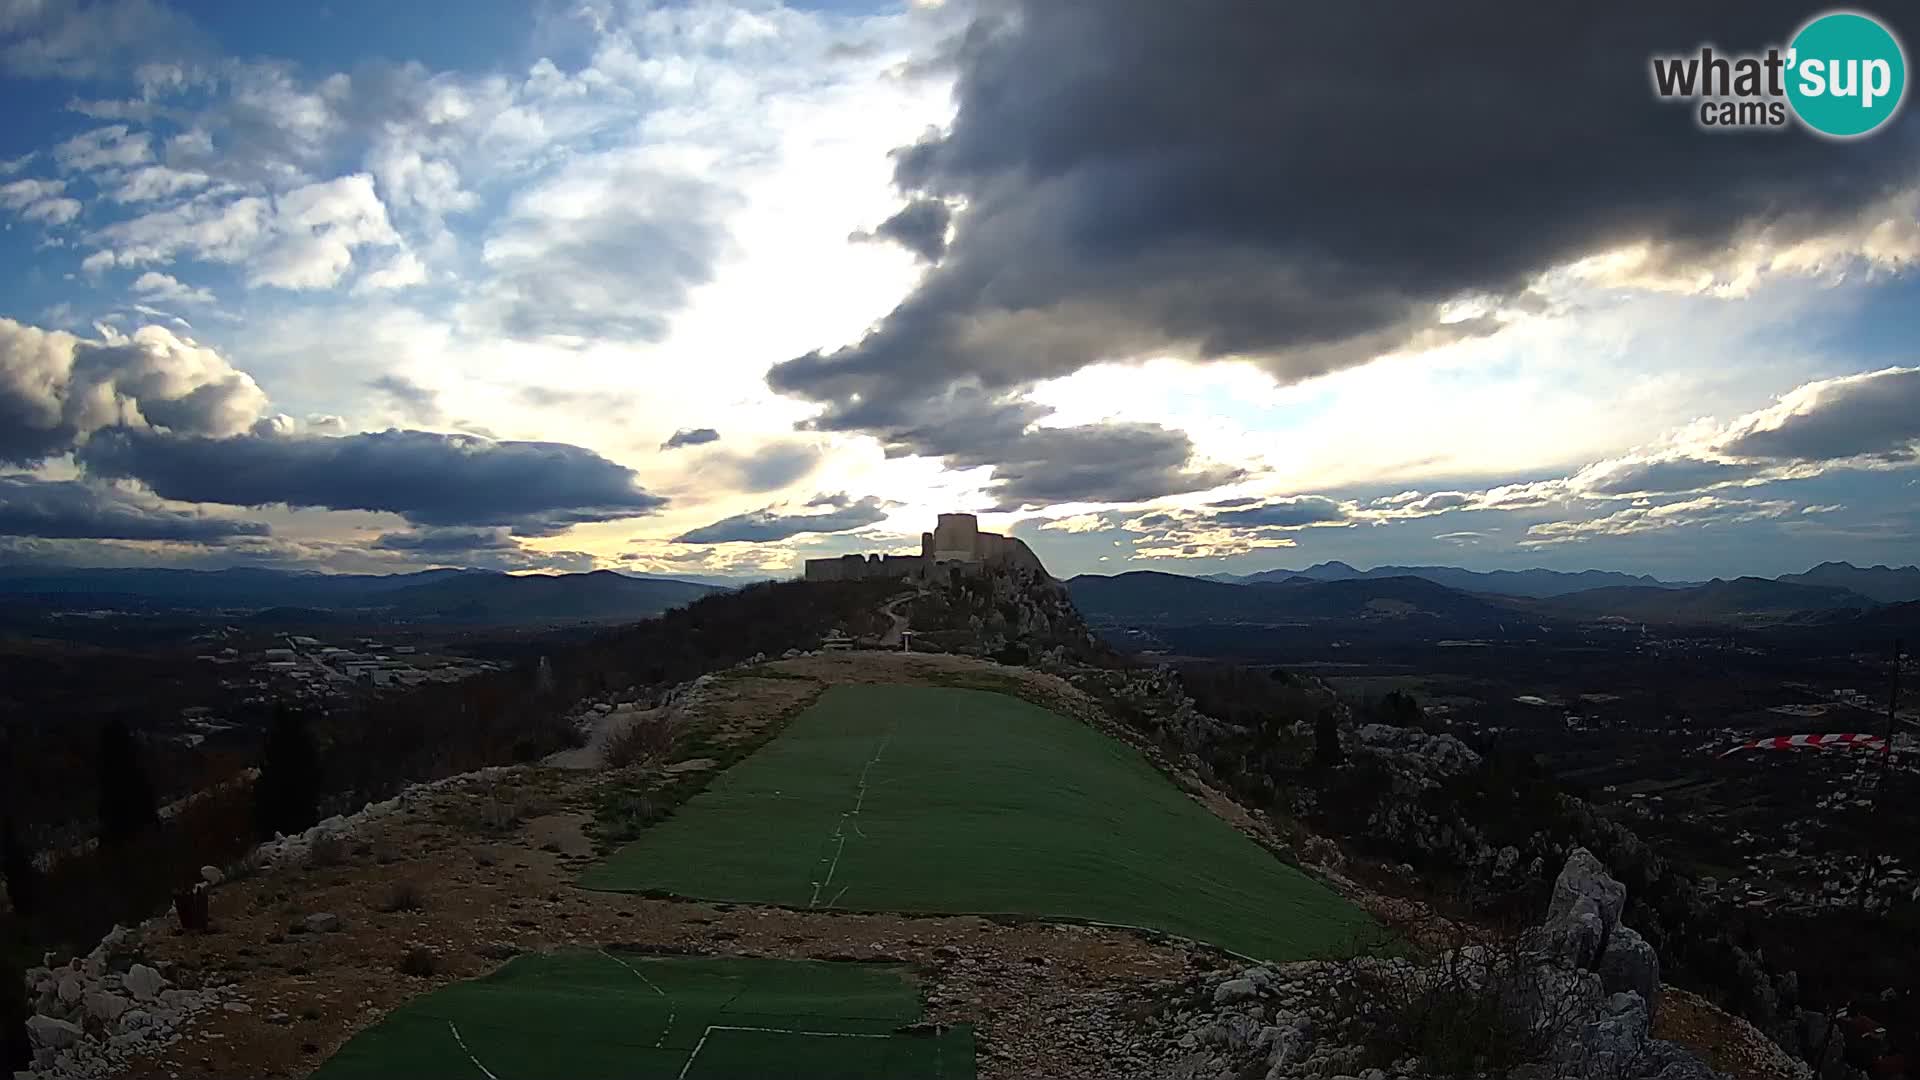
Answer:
[[378, 569, 716, 623], [1544, 576, 1877, 623], [1775, 560, 1920, 603], [1211, 560, 1695, 597], [1067, 569, 1523, 628], [0, 566, 720, 625]]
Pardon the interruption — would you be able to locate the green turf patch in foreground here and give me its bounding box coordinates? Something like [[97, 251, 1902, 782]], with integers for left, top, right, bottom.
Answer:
[[582, 684, 1371, 961], [312, 951, 973, 1080]]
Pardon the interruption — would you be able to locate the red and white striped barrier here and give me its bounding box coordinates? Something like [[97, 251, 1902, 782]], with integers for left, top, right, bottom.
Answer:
[[1718, 732, 1888, 758]]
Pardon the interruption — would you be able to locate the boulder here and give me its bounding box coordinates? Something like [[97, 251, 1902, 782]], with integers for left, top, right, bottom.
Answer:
[[1598, 925, 1662, 1014], [303, 912, 343, 934], [1548, 848, 1625, 944], [55, 974, 83, 1005], [200, 864, 224, 887], [1213, 977, 1260, 1005], [124, 963, 165, 1001], [84, 990, 131, 1024], [25, 1015, 83, 1051]]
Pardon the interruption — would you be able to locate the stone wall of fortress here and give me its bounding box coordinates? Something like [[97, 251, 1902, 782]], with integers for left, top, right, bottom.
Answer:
[[802, 513, 1047, 582]]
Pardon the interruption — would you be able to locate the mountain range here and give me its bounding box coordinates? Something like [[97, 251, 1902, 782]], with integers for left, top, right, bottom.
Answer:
[[0, 566, 722, 625], [1074, 560, 1920, 629]]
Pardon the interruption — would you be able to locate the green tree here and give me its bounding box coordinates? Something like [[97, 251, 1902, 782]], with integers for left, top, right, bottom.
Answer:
[[1, 817, 35, 918], [254, 706, 322, 839], [97, 719, 159, 846], [1313, 709, 1344, 768]]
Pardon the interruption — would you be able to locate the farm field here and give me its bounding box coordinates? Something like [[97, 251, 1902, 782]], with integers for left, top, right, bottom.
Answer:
[[312, 951, 973, 1080], [582, 683, 1370, 961]]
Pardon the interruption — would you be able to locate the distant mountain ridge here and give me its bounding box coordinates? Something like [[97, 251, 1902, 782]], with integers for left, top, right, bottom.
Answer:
[[1074, 562, 1900, 630], [1775, 561, 1920, 603], [1067, 570, 1519, 628], [0, 565, 720, 624], [1206, 560, 1699, 597]]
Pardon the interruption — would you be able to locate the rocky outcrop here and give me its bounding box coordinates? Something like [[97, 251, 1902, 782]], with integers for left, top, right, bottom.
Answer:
[[19, 924, 245, 1078], [1138, 850, 1716, 1080]]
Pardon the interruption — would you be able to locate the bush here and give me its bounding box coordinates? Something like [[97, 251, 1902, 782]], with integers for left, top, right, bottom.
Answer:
[[379, 880, 425, 913], [603, 715, 676, 770], [307, 832, 350, 868], [396, 946, 438, 977], [1329, 924, 1591, 1078]]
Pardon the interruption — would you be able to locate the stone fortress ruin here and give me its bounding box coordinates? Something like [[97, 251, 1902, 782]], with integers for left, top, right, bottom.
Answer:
[[803, 513, 1047, 582]]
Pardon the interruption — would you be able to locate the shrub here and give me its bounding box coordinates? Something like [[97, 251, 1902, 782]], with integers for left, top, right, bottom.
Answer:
[[396, 946, 438, 977], [307, 832, 350, 868], [379, 880, 425, 913], [1328, 924, 1591, 1078], [603, 715, 676, 770]]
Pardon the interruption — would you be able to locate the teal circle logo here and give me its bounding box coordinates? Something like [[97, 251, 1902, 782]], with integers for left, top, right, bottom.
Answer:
[[1786, 11, 1907, 138]]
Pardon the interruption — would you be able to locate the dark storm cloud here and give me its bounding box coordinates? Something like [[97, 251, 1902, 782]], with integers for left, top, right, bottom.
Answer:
[[971, 422, 1244, 510], [0, 475, 268, 541], [852, 198, 951, 262], [366, 373, 443, 423], [660, 427, 720, 450], [1721, 367, 1920, 463], [768, 3, 1917, 498], [74, 427, 667, 532], [1209, 496, 1349, 528], [674, 495, 890, 544]]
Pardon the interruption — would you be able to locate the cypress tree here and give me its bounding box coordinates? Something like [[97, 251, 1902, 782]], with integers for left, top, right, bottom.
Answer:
[[1, 817, 35, 918], [255, 705, 322, 839], [97, 719, 159, 846]]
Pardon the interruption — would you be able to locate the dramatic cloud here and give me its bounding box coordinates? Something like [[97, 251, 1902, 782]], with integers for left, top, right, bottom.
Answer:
[[0, 475, 268, 541], [371, 526, 515, 552], [661, 427, 721, 450], [1208, 496, 1350, 528], [0, 318, 267, 465], [1573, 455, 1763, 496], [770, 3, 1918, 480], [1718, 367, 1920, 463], [674, 494, 891, 544], [75, 428, 667, 533], [967, 422, 1243, 509], [853, 197, 950, 262]]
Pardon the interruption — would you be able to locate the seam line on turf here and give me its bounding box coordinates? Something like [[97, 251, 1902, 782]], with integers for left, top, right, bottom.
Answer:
[[677, 1024, 897, 1080], [447, 1020, 499, 1080], [809, 725, 894, 908], [600, 948, 677, 1048]]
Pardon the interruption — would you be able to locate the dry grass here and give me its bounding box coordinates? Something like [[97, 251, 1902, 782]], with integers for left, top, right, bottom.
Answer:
[[603, 714, 678, 769]]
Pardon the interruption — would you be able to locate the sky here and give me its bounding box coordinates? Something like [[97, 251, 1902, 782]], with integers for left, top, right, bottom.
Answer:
[[1, 0, 1917, 582]]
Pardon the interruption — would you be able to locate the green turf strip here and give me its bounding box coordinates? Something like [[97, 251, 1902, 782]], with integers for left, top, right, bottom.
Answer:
[[312, 952, 973, 1080], [582, 684, 1371, 961]]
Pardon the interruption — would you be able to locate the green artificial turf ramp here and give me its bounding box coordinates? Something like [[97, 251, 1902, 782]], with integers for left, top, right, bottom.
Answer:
[[582, 683, 1370, 960], [312, 951, 973, 1080]]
